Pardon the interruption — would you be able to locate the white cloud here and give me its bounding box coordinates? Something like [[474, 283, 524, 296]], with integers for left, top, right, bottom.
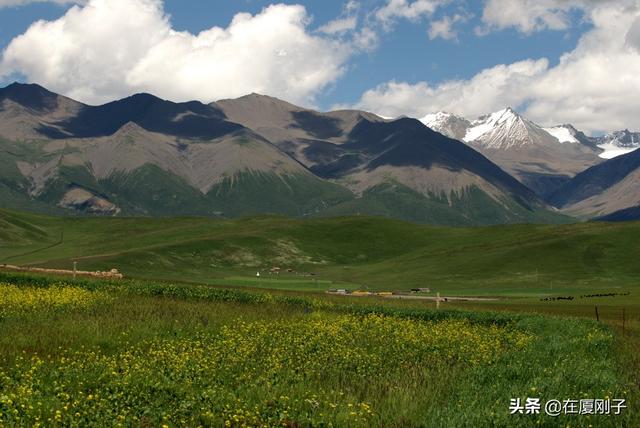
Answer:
[[375, 0, 447, 28], [428, 13, 468, 40], [0, 0, 352, 106], [0, 0, 82, 7], [523, 3, 640, 131], [353, 1, 640, 133], [626, 14, 640, 52], [318, 16, 358, 34], [478, 0, 616, 34], [317, 1, 360, 35], [352, 26, 380, 51], [352, 59, 548, 119]]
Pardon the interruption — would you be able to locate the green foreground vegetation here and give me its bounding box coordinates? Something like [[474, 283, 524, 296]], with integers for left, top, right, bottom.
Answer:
[[0, 272, 636, 427], [1, 209, 640, 426]]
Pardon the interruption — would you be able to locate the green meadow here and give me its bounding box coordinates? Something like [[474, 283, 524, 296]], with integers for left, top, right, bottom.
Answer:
[[1, 208, 639, 295], [1, 208, 639, 426], [0, 273, 636, 427]]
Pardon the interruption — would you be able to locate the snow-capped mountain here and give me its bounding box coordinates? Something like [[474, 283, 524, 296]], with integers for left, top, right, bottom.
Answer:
[[422, 109, 593, 150], [596, 130, 640, 159], [542, 126, 640, 159], [542, 124, 601, 150], [462, 108, 558, 150], [420, 112, 470, 141], [420, 108, 602, 199]]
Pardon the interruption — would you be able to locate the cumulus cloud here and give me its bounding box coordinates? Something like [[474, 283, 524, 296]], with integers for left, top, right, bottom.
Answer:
[[318, 16, 358, 34], [0, 0, 82, 7], [0, 0, 352, 106], [428, 13, 468, 40], [375, 0, 447, 28], [478, 0, 616, 34], [523, 3, 640, 131], [626, 14, 640, 52], [353, 1, 640, 133], [353, 59, 549, 118], [318, 0, 360, 35]]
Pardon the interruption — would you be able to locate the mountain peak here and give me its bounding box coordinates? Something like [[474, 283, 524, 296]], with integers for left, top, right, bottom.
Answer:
[[542, 124, 580, 144], [3, 81, 49, 92], [492, 107, 521, 121], [419, 111, 471, 140], [216, 92, 304, 115], [0, 81, 61, 111], [463, 107, 532, 147]]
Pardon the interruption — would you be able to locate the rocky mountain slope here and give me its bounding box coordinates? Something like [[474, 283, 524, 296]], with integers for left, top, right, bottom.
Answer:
[[549, 147, 640, 220], [0, 82, 567, 225]]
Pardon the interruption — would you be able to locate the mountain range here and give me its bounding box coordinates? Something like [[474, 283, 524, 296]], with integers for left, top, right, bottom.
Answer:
[[0, 82, 568, 226], [421, 109, 640, 219], [1, 82, 639, 223]]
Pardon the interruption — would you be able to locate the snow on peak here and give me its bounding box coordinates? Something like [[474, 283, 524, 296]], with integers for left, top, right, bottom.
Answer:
[[420, 111, 460, 126], [463, 107, 531, 148], [419, 111, 470, 140], [543, 125, 579, 144], [597, 129, 640, 159]]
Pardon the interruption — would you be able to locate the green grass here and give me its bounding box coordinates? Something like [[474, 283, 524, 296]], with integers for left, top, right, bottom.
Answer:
[[0, 273, 636, 427], [213, 276, 358, 292], [320, 182, 571, 226], [1, 209, 638, 297], [1, 210, 639, 425]]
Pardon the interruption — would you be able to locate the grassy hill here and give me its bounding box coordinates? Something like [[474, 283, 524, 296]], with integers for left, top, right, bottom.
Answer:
[[1, 208, 638, 296]]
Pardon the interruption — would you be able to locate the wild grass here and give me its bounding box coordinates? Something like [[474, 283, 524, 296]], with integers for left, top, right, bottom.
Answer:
[[0, 273, 635, 427]]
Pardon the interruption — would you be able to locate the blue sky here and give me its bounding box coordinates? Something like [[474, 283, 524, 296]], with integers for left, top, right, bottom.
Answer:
[[1, 1, 639, 132]]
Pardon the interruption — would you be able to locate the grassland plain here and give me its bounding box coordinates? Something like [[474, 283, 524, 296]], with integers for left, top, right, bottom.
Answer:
[[1, 208, 639, 296], [0, 272, 636, 427]]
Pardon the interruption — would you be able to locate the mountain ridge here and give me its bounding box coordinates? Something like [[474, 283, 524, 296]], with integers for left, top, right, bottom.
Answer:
[[0, 82, 569, 225]]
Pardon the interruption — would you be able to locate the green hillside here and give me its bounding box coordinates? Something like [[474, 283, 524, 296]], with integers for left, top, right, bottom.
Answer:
[[321, 182, 570, 226], [1, 208, 638, 296]]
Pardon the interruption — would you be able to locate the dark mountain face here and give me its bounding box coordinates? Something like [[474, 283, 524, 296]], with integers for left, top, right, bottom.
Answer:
[[549, 148, 640, 208], [288, 111, 344, 139], [311, 117, 539, 204], [596, 206, 640, 222], [0, 82, 62, 112], [37, 93, 242, 140]]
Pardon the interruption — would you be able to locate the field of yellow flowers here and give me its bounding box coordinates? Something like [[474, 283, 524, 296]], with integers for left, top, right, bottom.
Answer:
[[0, 274, 634, 427], [0, 283, 111, 318]]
